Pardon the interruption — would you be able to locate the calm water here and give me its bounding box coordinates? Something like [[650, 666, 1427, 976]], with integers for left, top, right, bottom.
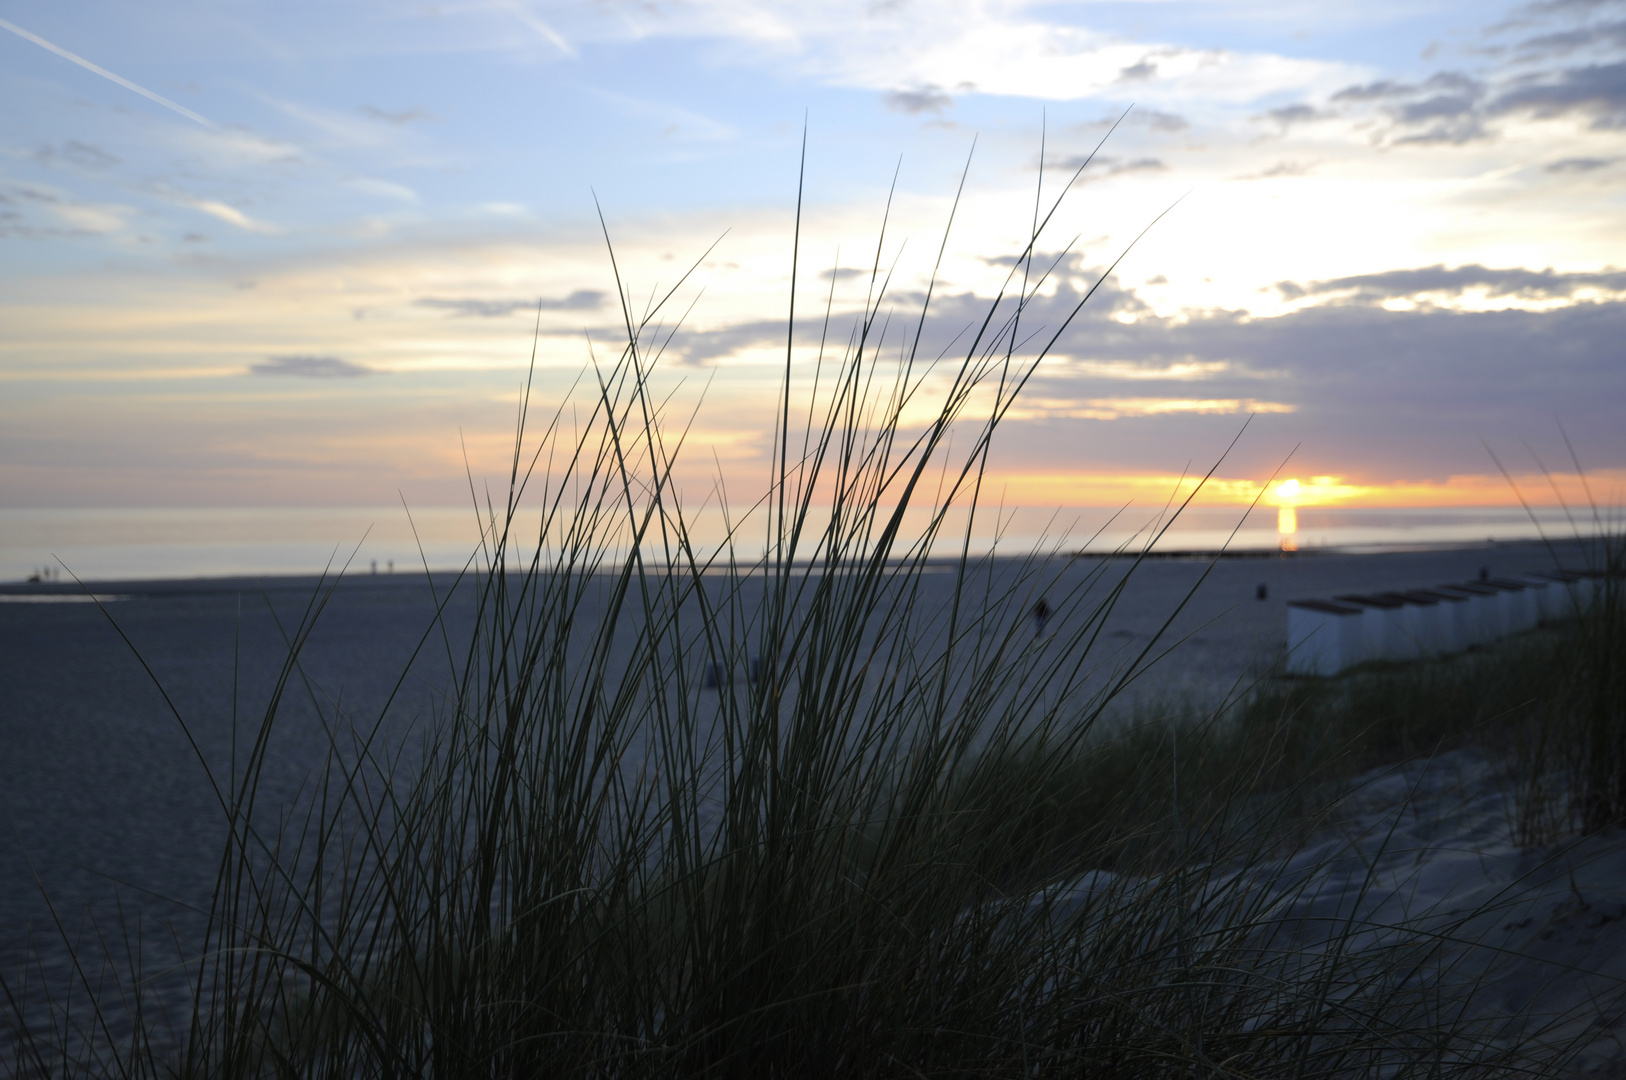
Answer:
[[0, 505, 1601, 583]]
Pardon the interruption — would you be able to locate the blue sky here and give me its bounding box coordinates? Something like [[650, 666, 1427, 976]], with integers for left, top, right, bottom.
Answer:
[[3, 0, 1624, 515]]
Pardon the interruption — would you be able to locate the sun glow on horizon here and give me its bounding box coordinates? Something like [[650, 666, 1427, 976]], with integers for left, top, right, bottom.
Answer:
[[987, 469, 1624, 513]]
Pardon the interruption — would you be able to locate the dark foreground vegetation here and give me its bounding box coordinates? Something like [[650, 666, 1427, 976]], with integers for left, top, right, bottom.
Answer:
[[5, 156, 1624, 1078]]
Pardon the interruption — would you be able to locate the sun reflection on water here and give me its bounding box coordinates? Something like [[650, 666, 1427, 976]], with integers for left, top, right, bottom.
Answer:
[[1274, 478, 1301, 552]]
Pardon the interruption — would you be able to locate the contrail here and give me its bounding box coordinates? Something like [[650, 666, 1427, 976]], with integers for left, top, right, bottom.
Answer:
[[0, 17, 217, 129], [490, 0, 576, 58]]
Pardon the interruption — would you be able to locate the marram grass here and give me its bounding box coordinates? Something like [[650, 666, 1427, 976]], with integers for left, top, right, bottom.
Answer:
[[5, 155, 1622, 1079]]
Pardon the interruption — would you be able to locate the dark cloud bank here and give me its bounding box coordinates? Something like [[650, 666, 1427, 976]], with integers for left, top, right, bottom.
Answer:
[[651, 255, 1626, 480]]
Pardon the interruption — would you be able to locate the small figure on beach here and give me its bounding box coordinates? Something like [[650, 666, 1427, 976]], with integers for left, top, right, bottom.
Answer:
[[704, 660, 726, 690], [1031, 598, 1051, 639]]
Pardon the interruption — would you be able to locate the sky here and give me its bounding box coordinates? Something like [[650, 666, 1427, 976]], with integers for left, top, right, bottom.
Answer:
[[3, 0, 1625, 531]]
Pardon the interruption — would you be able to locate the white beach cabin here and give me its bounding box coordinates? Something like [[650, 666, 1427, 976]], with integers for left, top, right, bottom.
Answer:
[[1286, 599, 1366, 675], [1335, 593, 1417, 662], [1514, 574, 1559, 623], [1437, 583, 1501, 644], [1392, 589, 1461, 655], [1533, 569, 1595, 619], [1484, 578, 1538, 634]]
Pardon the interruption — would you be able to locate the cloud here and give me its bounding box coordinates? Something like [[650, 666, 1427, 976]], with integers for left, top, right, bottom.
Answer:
[[1045, 155, 1168, 181], [730, 259, 1617, 477], [1070, 359, 1236, 381], [1323, 71, 1491, 144], [249, 356, 378, 378], [413, 290, 606, 317], [581, 85, 738, 145], [1239, 160, 1316, 179], [360, 105, 428, 124], [1117, 59, 1158, 82], [640, 3, 1348, 106], [1007, 397, 1295, 421], [1134, 108, 1189, 132], [1395, 78, 1485, 121], [191, 200, 281, 234], [35, 140, 121, 171], [1329, 79, 1412, 103], [1074, 108, 1190, 133], [345, 178, 418, 202], [1515, 20, 1626, 58], [1257, 103, 1331, 130], [1547, 155, 1618, 170], [1490, 60, 1626, 128], [627, 252, 1157, 371], [883, 85, 954, 115], [50, 202, 127, 234], [0, 184, 130, 236], [978, 282, 1626, 479], [1274, 263, 1626, 307], [1290, 1, 1626, 149], [1504, 0, 1624, 19], [493, 0, 576, 57], [1331, 72, 1481, 103]]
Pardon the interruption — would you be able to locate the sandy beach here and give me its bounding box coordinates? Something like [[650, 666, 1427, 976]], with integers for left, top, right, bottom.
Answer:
[[1, 537, 1616, 1068]]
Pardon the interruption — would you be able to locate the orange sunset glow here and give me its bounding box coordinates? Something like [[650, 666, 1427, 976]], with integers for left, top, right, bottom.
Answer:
[[987, 470, 1626, 513]]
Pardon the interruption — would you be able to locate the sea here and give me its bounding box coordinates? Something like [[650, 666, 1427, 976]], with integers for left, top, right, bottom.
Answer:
[[0, 504, 1604, 583]]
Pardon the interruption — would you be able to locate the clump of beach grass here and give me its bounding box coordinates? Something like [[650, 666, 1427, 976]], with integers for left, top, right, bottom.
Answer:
[[5, 146, 1619, 1079], [936, 603, 1625, 881]]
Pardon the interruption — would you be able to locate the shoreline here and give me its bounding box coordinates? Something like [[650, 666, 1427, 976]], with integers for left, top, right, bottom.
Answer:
[[0, 536, 1602, 596]]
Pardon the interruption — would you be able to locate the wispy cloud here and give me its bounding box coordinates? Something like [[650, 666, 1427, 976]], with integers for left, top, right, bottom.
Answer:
[[1274, 263, 1626, 308], [0, 183, 131, 237], [191, 200, 281, 234], [491, 0, 577, 57], [413, 290, 605, 317], [1071, 359, 1237, 381], [1008, 397, 1296, 421], [34, 140, 121, 171], [360, 105, 429, 125], [345, 178, 418, 203], [1545, 155, 1618, 171], [883, 85, 954, 115], [248, 356, 378, 378], [1043, 155, 1167, 181], [1236, 160, 1318, 180]]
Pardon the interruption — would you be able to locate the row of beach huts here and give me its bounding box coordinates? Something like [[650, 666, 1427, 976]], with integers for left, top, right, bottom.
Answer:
[[1285, 570, 1609, 676]]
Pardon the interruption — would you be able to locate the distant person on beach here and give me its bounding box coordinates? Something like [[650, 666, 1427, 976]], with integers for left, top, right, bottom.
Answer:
[[1031, 598, 1051, 639]]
